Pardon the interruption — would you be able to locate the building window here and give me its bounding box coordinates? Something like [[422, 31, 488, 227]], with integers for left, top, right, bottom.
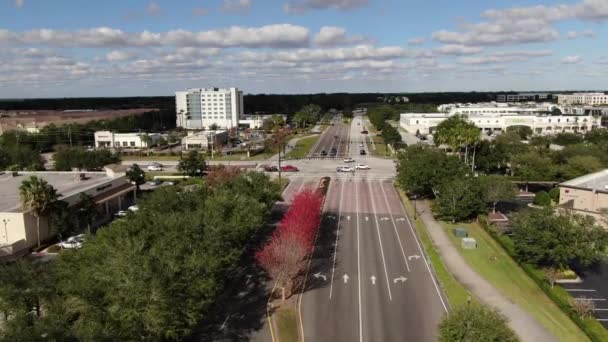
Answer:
[[130, 141, 136, 147], [115, 142, 120, 147], [122, 141, 128, 147]]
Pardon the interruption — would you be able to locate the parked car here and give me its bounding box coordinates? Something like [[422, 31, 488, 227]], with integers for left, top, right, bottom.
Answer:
[[147, 164, 163, 171], [336, 166, 354, 173], [360, 149, 367, 155], [280, 165, 299, 172], [355, 164, 370, 170], [147, 179, 162, 186], [114, 210, 128, 218], [343, 157, 355, 163], [59, 234, 85, 249], [264, 166, 278, 172], [128, 205, 139, 212]]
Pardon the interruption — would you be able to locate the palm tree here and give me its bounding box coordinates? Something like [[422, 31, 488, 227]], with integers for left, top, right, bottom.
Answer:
[[77, 193, 98, 234], [19, 176, 58, 247]]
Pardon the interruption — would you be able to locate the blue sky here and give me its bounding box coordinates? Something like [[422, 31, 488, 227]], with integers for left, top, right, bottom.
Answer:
[[1, 0, 607, 97]]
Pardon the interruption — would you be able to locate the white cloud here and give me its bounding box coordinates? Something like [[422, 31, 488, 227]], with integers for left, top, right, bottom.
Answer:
[[433, 44, 482, 56], [566, 29, 595, 39], [407, 37, 425, 46], [285, 0, 368, 14], [192, 7, 209, 16], [14, 0, 24, 8], [459, 50, 552, 65], [235, 45, 408, 64], [106, 50, 136, 62], [312, 26, 369, 46], [0, 24, 311, 48], [146, 2, 161, 15], [432, 0, 608, 46], [221, 0, 252, 13], [562, 55, 582, 64]]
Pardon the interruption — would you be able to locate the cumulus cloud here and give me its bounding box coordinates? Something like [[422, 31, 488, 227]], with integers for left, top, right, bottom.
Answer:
[[235, 45, 407, 64], [433, 44, 482, 56], [432, 0, 608, 46], [105, 50, 137, 62], [407, 37, 425, 46], [562, 55, 582, 64], [0, 24, 310, 48], [221, 0, 252, 13], [313, 26, 369, 46], [459, 50, 552, 64], [285, 0, 368, 14], [566, 29, 595, 39], [192, 7, 209, 16]]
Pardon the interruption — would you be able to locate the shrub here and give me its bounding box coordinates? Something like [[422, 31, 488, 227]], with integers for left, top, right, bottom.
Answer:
[[533, 191, 551, 206], [439, 302, 519, 342], [549, 187, 560, 203]]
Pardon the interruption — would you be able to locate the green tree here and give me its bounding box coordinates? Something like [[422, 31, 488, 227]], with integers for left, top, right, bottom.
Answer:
[[48, 200, 76, 243], [209, 123, 219, 130], [396, 145, 468, 197], [126, 163, 146, 192], [559, 155, 603, 180], [433, 177, 485, 222], [553, 132, 584, 146], [53, 147, 120, 171], [512, 208, 608, 268], [19, 176, 58, 247], [439, 302, 519, 342], [506, 125, 533, 139], [510, 151, 557, 187], [479, 175, 517, 213], [178, 150, 206, 177], [548, 187, 560, 203], [434, 115, 480, 166], [533, 191, 551, 206], [381, 124, 403, 147], [77, 193, 98, 234]]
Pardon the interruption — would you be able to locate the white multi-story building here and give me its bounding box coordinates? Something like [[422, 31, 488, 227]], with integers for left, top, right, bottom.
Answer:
[[400, 112, 601, 135], [558, 93, 608, 106], [94, 131, 162, 149], [175, 87, 244, 130], [437, 102, 558, 115]]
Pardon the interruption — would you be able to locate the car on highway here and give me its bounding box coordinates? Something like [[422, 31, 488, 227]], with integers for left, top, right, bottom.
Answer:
[[320, 150, 327, 156], [147, 163, 163, 171], [355, 164, 370, 170], [343, 157, 355, 163], [361, 130, 368, 134], [359, 143, 364, 147], [59, 234, 85, 249], [360, 149, 367, 155], [280, 165, 299, 172], [263, 166, 278, 172], [336, 166, 354, 173]]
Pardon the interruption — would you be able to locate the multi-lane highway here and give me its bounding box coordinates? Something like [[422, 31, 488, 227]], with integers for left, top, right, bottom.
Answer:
[[308, 118, 351, 158], [298, 178, 448, 342]]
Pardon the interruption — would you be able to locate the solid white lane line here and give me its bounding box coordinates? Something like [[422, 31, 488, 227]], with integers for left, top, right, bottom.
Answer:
[[367, 180, 393, 301], [379, 182, 410, 272], [565, 289, 597, 292], [593, 308, 608, 311], [329, 180, 345, 299], [575, 298, 607, 301], [390, 182, 449, 313], [598, 319, 608, 321], [355, 180, 363, 342]]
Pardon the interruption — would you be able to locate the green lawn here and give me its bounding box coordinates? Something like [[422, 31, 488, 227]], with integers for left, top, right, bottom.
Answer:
[[284, 135, 319, 159], [440, 220, 590, 342], [370, 134, 393, 159], [275, 307, 298, 342], [397, 189, 472, 308]]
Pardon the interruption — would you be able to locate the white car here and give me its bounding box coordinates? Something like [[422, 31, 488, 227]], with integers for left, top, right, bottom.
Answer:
[[336, 166, 354, 173], [359, 143, 364, 148], [59, 234, 85, 249], [355, 164, 370, 170], [147, 164, 163, 171], [114, 210, 128, 218], [343, 158, 355, 163], [128, 205, 139, 212]]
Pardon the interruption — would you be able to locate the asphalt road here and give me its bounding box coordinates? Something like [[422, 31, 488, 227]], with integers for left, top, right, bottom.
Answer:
[[561, 261, 608, 328], [308, 118, 351, 159], [299, 177, 448, 342]]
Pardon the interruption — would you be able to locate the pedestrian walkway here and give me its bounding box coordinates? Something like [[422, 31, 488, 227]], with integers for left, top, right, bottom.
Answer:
[[416, 201, 557, 342]]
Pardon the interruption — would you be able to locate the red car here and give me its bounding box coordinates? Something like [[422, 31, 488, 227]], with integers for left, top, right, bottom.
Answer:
[[280, 165, 299, 172]]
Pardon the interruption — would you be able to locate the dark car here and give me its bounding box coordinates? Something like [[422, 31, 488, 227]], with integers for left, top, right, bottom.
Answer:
[[360, 149, 367, 155], [361, 130, 369, 134], [320, 150, 327, 156], [263, 166, 278, 172]]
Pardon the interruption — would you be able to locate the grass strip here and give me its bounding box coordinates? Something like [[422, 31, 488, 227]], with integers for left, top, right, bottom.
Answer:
[[284, 135, 320, 159], [276, 306, 298, 342]]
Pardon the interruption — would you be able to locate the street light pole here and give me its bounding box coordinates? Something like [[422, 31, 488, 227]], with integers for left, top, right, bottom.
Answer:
[[2, 219, 9, 243], [413, 195, 418, 220]]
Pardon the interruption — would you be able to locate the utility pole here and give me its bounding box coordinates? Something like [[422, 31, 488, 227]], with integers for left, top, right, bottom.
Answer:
[[68, 126, 73, 147], [2, 219, 9, 243]]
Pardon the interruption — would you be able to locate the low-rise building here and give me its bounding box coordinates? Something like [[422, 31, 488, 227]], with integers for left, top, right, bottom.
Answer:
[[0, 166, 136, 259], [558, 92, 608, 106], [400, 112, 601, 135], [181, 130, 229, 150], [239, 114, 288, 129], [94, 131, 162, 149], [497, 93, 553, 102], [559, 169, 608, 229]]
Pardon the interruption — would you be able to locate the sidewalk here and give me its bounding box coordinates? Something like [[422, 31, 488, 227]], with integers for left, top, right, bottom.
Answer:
[[416, 201, 557, 342]]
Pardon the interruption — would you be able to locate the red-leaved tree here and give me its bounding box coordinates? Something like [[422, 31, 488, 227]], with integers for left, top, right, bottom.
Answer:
[[256, 189, 324, 300]]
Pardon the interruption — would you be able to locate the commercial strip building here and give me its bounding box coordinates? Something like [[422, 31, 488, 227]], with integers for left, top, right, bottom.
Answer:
[[400, 112, 601, 135], [175, 87, 244, 130], [559, 169, 608, 229], [0, 166, 136, 259], [94, 131, 163, 149], [181, 130, 229, 150], [497, 93, 553, 102], [437, 102, 558, 115], [558, 92, 608, 106]]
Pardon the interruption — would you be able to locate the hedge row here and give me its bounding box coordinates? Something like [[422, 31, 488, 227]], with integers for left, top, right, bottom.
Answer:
[[478, 215, 608, 342]]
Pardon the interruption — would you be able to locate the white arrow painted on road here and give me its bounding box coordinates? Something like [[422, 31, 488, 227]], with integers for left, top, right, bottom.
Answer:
[[365, 216, 369, 221], [380, 217, 390, 221], [408, 255, 421, 261], [347, 215, 351, 220], [327, 215, 336, 220], [370, 276, 376, 285], [393, 276, 407, 284], [396, 218, 405, 222], [343, 274, 350, 284], [314, 272, 327, 281]]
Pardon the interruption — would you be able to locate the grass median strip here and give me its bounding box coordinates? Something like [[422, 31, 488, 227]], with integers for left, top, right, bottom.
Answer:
[[275, 305, 298, 342], [441, 220, 590, 342], [397, 189, 471, 308], [285, 135, 320, 159]]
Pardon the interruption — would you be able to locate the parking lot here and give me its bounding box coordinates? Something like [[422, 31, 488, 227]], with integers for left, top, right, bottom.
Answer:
[[561, 262, 608, 328]]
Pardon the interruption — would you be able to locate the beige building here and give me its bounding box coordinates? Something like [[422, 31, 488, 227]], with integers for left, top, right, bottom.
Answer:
[[558, 92, 608, 106], [559, 169, 608, 228], [0, 166, 136, 259]]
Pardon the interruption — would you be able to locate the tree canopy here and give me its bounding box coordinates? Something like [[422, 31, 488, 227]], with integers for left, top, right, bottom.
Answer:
[[177, 150, 206, 177], [439, 303, 519, 342]]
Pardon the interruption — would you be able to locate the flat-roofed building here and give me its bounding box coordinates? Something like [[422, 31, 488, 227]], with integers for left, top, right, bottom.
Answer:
[[558, 93, 608, 106], [0, 166, 136, 259], [559, 169, 608, 229], [94, 131, 162, 149], [175, 87, 244, 130], [181, 130, 229, 150]]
